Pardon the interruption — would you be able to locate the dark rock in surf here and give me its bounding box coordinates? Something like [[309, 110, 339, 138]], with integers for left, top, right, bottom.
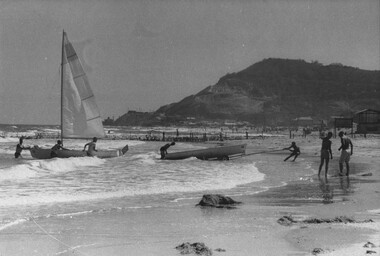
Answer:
[[196, 194, 241, 209], [363, 242, 376, 248], [175, 242, 213, 256], [312, 248, 324, 255], [277, 215, 297, 226]]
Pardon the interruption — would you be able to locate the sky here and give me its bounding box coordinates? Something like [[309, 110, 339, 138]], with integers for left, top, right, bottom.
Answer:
[[0, 0, 379, 125]]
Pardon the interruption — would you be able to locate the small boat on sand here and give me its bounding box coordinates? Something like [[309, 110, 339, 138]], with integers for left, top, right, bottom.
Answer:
[[163, 144, 247, 160]]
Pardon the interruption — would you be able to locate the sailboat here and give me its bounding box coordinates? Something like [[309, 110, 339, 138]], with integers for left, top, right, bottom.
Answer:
[[30, 31, 128, 159]]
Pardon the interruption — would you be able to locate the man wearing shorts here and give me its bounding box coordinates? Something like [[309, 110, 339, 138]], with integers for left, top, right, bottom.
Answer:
[[318, 132, 333, 177], [338, 131, 353, 176]]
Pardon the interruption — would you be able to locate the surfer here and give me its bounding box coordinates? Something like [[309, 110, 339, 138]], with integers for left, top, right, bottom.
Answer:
[[338, 131, 353, 176], [50, 140, 68, 158], [83, 137, 98, 156], [283, 141, 300, 162], [318, 132, 333, 177], [160, 142, 175, 159], [14, 137, 26, 158]]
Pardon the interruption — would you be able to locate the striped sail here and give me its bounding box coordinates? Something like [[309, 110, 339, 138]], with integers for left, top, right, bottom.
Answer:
[[61, 32, 105, 139]]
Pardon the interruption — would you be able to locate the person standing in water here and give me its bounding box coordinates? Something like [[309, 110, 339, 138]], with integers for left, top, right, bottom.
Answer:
[[160, 142, 175, 159], [318, 132, 333, 177], [338, 131, 353, 176], [83, 137, 98, 156], [14, 137, 26, 158], [283, 142, 301, 162]]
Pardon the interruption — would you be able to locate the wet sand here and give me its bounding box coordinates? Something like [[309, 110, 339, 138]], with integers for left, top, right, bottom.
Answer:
[[0, 135, 379, 256]]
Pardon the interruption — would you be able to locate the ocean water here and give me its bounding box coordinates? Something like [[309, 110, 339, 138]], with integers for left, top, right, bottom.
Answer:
[[0, 124, 316, 232]]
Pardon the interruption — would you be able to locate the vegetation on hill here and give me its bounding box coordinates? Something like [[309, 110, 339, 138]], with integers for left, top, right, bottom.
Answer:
[[113, 58, 380, 126]]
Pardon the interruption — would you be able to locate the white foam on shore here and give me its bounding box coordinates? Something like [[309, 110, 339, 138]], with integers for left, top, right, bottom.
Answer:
[[37, 157, 105, 173], [0, 164, 38, 180], [0, 218, 28, 231], [0, 159, 264, 207], [0, 137, 19, 143], [0, 157, 105, 181]]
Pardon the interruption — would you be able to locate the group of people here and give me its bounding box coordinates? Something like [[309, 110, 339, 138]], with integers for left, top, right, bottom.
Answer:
[[282, 130, 353, 177], [16, 131, 354, 177], [15, 137, 99, 158], [318, 131, 353, 177]]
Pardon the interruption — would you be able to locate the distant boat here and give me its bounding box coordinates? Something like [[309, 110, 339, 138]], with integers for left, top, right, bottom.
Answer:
[[163, 144, 247, 160], [30, 31, 128, 159]]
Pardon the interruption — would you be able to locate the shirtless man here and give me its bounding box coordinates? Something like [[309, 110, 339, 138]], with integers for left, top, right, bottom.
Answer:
[[83, 137, 98, 156], [50, 140, 68, 158], [338, 131, 353, 176], [160, 142, 175, 159], [14, 137, 25, 158], [283, 142, 301, 162], [318, 132, 333, 177]]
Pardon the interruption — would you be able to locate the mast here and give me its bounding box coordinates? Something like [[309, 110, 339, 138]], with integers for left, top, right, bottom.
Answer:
[[60, 30, 65, 142]]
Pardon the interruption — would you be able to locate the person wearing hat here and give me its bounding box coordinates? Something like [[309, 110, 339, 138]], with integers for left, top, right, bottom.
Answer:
[[338, 131, 353, 176], [50, 140, 68, 158], [283, 141, 301, 162]]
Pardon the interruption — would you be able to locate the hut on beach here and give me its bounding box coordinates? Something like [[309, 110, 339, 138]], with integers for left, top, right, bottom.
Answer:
[[353, 109, 380, 134]]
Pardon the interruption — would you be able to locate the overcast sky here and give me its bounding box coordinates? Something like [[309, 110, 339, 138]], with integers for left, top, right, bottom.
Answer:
[[0, 0, 379, 125]]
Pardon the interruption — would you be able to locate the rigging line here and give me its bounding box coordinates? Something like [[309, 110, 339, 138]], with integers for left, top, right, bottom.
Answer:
[[82, 95, 95, 101], [31, 218, 90, 256], [242, 149, 285, 157], [87, 116, 102, 122]]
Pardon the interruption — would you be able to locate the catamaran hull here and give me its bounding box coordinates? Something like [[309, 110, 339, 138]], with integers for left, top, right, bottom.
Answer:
[[29, 145, 129, 159], [164, 144, 247, 160]]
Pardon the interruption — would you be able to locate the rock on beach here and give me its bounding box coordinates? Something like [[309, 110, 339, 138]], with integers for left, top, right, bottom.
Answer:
[[196, 194, 241, 208], [175, 242, 213, 256]]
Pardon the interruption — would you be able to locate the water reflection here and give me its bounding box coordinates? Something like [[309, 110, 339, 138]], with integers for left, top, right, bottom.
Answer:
[[339, 176, 351, 194], [319, 176, 333, 204]]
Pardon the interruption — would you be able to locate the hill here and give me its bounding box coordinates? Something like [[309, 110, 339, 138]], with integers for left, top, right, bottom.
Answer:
[[116, 58, 380, 126]]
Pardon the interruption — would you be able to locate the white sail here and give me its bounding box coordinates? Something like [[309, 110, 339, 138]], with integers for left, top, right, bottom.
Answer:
[[61, 32, 105, 139]]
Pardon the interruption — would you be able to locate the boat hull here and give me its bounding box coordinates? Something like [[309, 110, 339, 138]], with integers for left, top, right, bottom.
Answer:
[[29, 145, 129, 159], [164, 144, 247, 160]]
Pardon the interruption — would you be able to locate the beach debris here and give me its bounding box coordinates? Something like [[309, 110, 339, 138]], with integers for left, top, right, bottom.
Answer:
[[196, 194, 241, 209], [175, 242, 213, 256], [277, 215, 373, 226], [360, 172, 373, 176], [214, 248, 226, 252], [277, 215, 297, 226], [364, 242, 376, 248], [366, 250, 377, 254], [311, 248, 324, 255], [303, 216, 373, 224]]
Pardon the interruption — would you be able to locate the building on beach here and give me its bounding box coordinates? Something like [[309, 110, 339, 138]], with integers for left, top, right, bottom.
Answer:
[[353, 109, 380, 134]]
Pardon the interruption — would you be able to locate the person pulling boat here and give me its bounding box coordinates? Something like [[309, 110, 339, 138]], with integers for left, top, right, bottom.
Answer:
[[83, 137, 98, 157], [160, 142, 175, 159]]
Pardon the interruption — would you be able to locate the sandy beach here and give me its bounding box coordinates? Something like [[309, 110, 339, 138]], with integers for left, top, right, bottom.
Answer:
[[0, 134, 379, 256]]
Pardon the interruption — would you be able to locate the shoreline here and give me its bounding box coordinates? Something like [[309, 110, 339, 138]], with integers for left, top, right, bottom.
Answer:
[[0, 135, 379, 255], [272, 136, 380, 255]]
